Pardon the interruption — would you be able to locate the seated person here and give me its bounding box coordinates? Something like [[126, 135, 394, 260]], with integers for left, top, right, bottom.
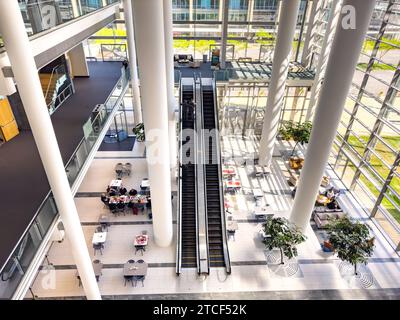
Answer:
[[106, 186, 111, 194], [100, 193, 109, 205], [325, 187, 335, 199], [129, 188, 138, 196], [109, 189, 117, 196], [327, 197, 339, 210], [117, 200, 126, 211], [119, 187, 127, 196], [108, 202, 117, 212]]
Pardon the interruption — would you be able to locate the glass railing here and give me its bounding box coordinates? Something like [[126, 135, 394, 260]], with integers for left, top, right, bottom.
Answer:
[[0, 0, 120, 49], [0, 67, 129, 300]]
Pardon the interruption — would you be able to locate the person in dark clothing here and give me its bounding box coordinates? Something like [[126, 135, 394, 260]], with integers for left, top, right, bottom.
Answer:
[[101, 193, 109, 205], [129, 188, 138, 196], [119, 187, 127, 196], [122, 59, 129, 69]]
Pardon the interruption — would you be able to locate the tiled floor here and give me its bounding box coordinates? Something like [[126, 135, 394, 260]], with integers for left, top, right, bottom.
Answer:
[[27, 135, 400, 300]]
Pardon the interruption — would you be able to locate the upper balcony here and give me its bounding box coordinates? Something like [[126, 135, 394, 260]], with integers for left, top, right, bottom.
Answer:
[[0, 0, 121, 69]]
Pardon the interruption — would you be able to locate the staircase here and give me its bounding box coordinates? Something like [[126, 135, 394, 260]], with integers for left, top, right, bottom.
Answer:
[[39, 73, 62, 106]]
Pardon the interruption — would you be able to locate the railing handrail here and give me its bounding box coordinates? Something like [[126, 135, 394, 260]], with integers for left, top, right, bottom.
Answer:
[[212, 76, 231, 274], [44, 64, 63, 100]]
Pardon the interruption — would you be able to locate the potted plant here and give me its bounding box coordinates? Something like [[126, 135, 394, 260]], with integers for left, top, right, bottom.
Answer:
[[132, 122, 145, 142], [262, 217, 306, 265], [279, 121, 312, 169], [326, 216, 375, 275]]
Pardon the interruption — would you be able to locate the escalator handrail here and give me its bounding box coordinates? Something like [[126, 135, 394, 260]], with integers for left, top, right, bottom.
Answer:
[[212, 77, 232, 274], [193, 74, 201, 274], [176, 72, 183, 275], [198, 75, 211, 275]]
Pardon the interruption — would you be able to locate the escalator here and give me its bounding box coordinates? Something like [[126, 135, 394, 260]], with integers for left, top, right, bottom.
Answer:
[[202, 86, 228, 268], [177, 78, 230, 275], [178, 85, 197, 269]]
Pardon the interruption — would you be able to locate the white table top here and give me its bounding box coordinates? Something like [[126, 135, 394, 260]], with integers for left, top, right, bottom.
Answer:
[[252, 188, 264, 198], [253, 206, 269, 215], [92, 232, 107, 244], [141, 179, 150, 188], [110, 179, 122, 188], [255, 165, 263, 173]]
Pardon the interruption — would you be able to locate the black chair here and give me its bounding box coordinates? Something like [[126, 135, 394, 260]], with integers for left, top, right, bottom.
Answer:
[[93, 243, 104, 255], [124, 275, 134, 287], [117, 201, 126, 215], [128, 259, 135, 264], [227, 230, 236, 241], [137, 259, 145, 263], [133, 275, 145, 287], [135, 245, 145, 255]]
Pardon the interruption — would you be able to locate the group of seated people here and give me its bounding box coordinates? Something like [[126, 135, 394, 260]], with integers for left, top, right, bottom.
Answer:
[[319, 187, 341, 210], [101, 185, 151, 215]]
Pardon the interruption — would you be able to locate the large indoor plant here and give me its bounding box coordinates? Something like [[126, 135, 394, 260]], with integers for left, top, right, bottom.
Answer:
[[326, 216, 375, 275], [279, 120, 312, 169], [132, 122, 145, 142], [262, 217, 306, 264]]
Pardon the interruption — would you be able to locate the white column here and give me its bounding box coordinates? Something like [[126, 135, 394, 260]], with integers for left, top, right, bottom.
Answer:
[[132, 0, 173, 247], [290, 0, 377, 231], [123, 0, 142, 125], [301, 0, 321, 66], [68, 43, 90, 77], [220, 0, 229, 69], [0, 0, 101, 300], [163, 0, 177, 171], [258, 0, 301, 167], [305, 0, 342, 122], [71, 0, 81, 17]]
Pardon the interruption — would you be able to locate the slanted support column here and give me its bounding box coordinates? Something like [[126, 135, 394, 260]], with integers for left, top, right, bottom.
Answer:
[[290, 0, 377, 231], [132, 0, 173, 247], [258, 0, 301, 168], [71, 0, 81, 17], [123, 0, 142, 125], [163, 0, 177, 171], [305, 0, 342, 121], [220, 0, 229, 69], [68, 43, 90, 77], [301, 0, 321, 67], [0, 0, 101, 300]]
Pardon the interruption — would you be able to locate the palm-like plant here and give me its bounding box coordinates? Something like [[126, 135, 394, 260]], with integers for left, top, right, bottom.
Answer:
[[262, 217, 306, 264], [326, 216, 375, 275]]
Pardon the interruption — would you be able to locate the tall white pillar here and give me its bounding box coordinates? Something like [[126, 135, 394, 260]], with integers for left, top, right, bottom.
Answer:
[[123, 0, 142, 125], [71, 0, 81, 17], [220, 0, 229, 69], [290, 0, 377, 231], [68, 43, 90, 77], [163, 0, 177, 171], [0, 0, 101, 300], [132, 0, 173, 247], [301, 0, 321, 67], [305, 0, 342, 122], [258, 0, 301, 167]]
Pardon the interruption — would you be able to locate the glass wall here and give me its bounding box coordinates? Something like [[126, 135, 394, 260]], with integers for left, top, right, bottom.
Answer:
[[327, 0, 400, 249]]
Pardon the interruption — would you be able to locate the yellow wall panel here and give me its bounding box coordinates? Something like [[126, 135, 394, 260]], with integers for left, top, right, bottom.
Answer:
[[0, 97, 15, 125], [1, 120, 19, 141]]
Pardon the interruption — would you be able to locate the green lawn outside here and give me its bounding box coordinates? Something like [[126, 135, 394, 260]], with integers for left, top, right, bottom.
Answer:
[[346, 135, 400, 223]]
